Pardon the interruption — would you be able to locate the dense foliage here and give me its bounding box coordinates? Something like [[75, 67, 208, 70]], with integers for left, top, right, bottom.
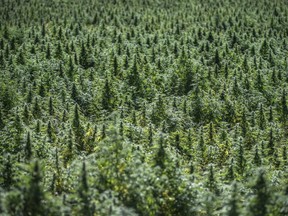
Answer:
[[0, 0, 288, 215]]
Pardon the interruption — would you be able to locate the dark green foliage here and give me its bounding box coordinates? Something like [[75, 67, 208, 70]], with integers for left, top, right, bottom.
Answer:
[[258, 103, 266, 130], [101, 78, 113, 111], [152, 95, 166, 125], [79, 42, 88, 69], [67, 55, 74, 78], [226, 183, 240, 216], [73, 104, 80, 129], [192, 89, 204, 123], [253, 146, 261, 166], [23, 161, 46, 216], [0, 0, 287, 215], [47, 121, 53, 142], [268, 106, 273, 122], [73, 104, 84, 150], [148, 123, 153, 146], [1, 155, 13, 189], [183, 64, 194, 94], [255, 70, 264, 92], [78, 162, 93, 215], [154, 136, 166, 169], [283, 146, 287, 165], [35, 120, 40, 134], [32, 97, 41, 118], [16, 49, 25, 65], [128, 56, 141, 89], [241, 109, 248, 137], [71, 83, 78, 103], [250, 170, 270, 216], [197, 128, 206, 162], [25, 132, 32, 160], [267, 128, 275, 156], [226, 158, 235, 182], [49, 97, 54, 116], [13, 114, 23, 134], [55, 42, 63, 59], [1, 86, 14, 111], [0, 111, 5, 130], [214, 49, 221, 67], [46, 44, 51, 59], [112, 54, 119, 76], [59, 62, 64, 78], [260, 39, 269, 59], [26, 88, 33, 104], [207, 165, 219, 195], [281, 89, 288, 122], [63, 130, 74, 167], [236, 142, 246, 176]]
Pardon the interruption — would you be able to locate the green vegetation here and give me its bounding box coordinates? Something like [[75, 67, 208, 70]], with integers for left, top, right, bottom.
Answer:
[[0, 0, 288, 215]]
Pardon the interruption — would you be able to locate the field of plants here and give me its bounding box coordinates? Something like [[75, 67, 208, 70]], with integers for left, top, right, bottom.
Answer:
[[0, 0, 288, 215]]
